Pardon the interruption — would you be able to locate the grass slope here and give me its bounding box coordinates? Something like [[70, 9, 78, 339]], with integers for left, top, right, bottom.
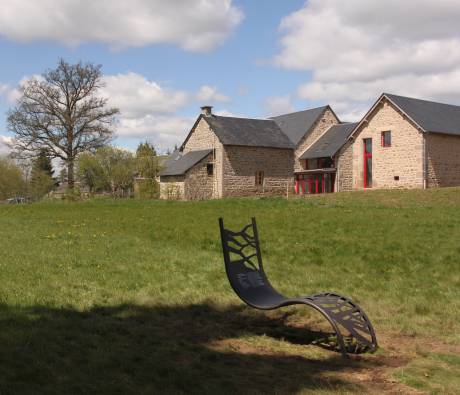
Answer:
[[0, 188, 459, 394]]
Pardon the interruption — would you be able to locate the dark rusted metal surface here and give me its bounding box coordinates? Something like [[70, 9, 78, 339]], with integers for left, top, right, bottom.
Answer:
[[219, 217, 378, 357]]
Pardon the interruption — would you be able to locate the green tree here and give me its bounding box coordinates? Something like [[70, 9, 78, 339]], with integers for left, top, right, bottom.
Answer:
[[77, 146, 136, 197], [136, 141, 157, 158], [29, 171, 55, 201], [0, 158, 26, 200], [78, 151, 107, 193], [136, 142, 160, 178], [135, 141, 160, 199], [100, 147, 136, 197], [33, 149, 54, 179], [29, 150, 55, 200]]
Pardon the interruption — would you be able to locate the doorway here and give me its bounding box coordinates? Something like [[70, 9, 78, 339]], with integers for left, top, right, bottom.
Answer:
[[363, 138, 372, 188]]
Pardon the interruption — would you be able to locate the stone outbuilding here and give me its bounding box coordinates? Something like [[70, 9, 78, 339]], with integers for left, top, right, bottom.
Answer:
[[159, 149, 214, 200]]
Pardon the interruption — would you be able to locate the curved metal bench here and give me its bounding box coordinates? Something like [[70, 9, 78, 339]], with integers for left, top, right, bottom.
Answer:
[[218, 217, 378, 357]]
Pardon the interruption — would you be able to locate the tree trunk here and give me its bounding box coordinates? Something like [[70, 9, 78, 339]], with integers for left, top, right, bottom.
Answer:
[[67, 160, 75, 190]]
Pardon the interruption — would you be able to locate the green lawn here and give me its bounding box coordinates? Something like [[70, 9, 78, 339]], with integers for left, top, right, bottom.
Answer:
[[1, 189, 459, 394]]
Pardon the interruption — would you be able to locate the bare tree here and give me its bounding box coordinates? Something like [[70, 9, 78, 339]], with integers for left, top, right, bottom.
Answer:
[[7, 59, 119, 189]]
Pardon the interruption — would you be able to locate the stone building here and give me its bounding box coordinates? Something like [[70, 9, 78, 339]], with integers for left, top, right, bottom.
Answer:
[[348, 93, 460, 190], [159, 106, 295, 199], [160, 94, 460, 199]]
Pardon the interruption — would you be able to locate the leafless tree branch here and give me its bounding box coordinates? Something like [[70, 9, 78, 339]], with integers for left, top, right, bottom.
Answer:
[[7, 59, 119, 188]]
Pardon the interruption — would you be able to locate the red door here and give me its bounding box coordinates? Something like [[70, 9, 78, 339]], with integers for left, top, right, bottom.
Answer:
[[363, 138, 372, 188]]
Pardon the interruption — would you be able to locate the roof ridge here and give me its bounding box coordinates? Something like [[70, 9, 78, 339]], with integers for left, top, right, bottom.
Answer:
[[183, 148, 214, 153], [269, 105, 328, 119], [212, 114, 275, 122], [338, 121, 358, 125], [384, 93, 460, 108]]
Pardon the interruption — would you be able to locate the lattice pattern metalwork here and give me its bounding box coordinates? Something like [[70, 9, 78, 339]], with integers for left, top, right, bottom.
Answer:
[[219, 217, 378, 356], [306, 293, 377, 353], [224, 224, 259, 271]]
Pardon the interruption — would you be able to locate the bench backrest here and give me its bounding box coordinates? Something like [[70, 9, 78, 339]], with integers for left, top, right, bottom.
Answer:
[[219, 217, 285, 309]]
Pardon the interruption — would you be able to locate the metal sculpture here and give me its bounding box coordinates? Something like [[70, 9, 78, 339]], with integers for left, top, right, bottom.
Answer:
[[218, 217, 378, 357]]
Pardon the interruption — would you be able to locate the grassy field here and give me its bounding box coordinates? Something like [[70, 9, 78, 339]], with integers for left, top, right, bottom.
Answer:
[[0, 188, 459, 394]]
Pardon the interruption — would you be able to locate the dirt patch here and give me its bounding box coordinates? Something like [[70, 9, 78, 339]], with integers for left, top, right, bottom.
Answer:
[[207, 326, 459, 394], [377, 331, 460, 358]]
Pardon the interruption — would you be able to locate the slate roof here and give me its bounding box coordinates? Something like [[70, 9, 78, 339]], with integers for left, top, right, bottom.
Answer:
[[300, 122, 358, 160], [159, 149, 213, 176], [385, 93, 460, 136], [270, 106, 330, 145], [204, 115, 294, 149]]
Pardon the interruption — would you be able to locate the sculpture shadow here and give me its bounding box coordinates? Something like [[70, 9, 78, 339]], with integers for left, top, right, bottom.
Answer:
[[0, 303, 380, 394]]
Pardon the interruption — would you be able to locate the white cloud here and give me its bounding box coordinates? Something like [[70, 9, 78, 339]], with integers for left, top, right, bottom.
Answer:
[[196, 85, 230, 103], [0, 84, 8, 95], [0, 135, 12, 156], [276, 0, 460, 120], [264, 95, 294, 116], [0, 75, 44, 104], [6, 87, 21, 103], [99, 72, 194, 147], [0, 0, 243, 52], [0, 82, 18, 103], [102, 72, 188, 118], [214, 109, 235, 117], [117, 115, 194, 146]]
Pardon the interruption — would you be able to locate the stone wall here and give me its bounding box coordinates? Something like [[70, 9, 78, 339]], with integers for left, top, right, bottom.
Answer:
[[336, 140, 353, 191], [183, 117, 223, 198], [426, 133, 460, 187], [159, 176, 185, 200], [222, 145, 294, 197], [184, 153, 214, 200], [351, 98, 424, 189], [295, 108, 339, 172]]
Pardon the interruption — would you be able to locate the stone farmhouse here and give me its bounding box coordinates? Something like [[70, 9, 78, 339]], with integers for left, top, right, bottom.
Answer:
[[159, 93, 460, 199]]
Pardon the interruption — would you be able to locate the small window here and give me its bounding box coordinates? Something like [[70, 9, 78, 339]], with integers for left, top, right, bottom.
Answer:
[[255, 171, 264, 186], [308, 159, 317, 169], [206, 163, 214, 176], [323, 157, 334, 168], [381, 131, 391, 147]]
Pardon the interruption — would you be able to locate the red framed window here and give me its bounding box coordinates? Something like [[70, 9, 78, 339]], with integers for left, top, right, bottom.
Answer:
[[381, 131, 391, 147]]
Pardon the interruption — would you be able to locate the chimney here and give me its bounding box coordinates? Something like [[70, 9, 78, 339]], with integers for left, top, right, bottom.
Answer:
[[201, 105, 213, 117]]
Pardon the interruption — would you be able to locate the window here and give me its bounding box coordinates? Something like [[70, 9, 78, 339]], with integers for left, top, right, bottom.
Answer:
[[381, 131, 391, 147], [325, 157, 334, 168], [206, 163, 214, 176], [255, 171, 264, 186]]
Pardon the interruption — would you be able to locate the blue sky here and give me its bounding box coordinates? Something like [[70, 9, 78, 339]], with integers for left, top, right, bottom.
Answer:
[[1, 0, 460, 154]]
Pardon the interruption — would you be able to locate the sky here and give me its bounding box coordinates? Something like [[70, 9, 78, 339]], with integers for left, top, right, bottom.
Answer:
[[2, 0, 460, 156]]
